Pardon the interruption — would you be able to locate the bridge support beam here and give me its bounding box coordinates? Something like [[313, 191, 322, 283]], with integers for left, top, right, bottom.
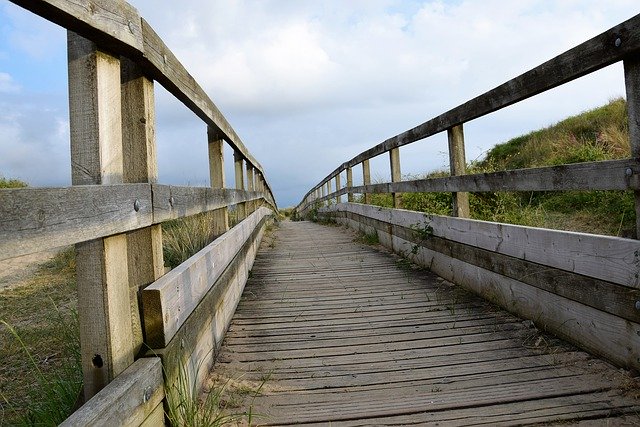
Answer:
[[448, 124, 470, 218], [208, 129, 230, 235], [68, 31, 134, 400], [625, 56, 640, 238]]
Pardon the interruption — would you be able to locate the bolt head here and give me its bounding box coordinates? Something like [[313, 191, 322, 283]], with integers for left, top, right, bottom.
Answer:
[[635, 301, 640, 310], [615, 37, 622, 47], [626, 168, 634, 177], [169, 196, 175, 207], [143, 387, 152, 403], [134, 199, 140, 212]]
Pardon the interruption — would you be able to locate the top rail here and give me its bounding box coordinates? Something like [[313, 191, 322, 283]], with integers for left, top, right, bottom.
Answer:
[[298, 12, 640, 208], [10, 0, 275, 205]]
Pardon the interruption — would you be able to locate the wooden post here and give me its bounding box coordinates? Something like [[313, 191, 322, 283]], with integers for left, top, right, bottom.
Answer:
[[68, 32, 133, 400], [362, 159, 371, 204], [346, 167, 354, 202], [335, 174, 341, 204], [208, 128, 229, 235], [120, 57, 164, 358], [448, 124, 470, 218], [389, 148, 401, 208], [246, 163, 255, 214], [625, 57, 640, 238], [327, 180, 333, 205], [234, 150, 246, 221]]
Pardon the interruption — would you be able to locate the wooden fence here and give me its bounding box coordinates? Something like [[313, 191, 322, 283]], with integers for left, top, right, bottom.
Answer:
[[297, 13, 640, 372], [2, 0, 277, 424]]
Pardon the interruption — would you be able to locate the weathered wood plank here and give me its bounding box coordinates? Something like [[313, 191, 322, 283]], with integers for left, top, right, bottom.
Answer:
[[60, 357, 164, 427], [301, 12, 640, 201], [389, 147, 401, 208], [142, 208, 271, 348], [362, 159, 371, 205], [0, 184, 152, 261], [447, 124, 470, 218], [207, 131, 230, 236], [68, 32, 134, 399], [332, 202, 640, 288], [625, 55, 640, 238]]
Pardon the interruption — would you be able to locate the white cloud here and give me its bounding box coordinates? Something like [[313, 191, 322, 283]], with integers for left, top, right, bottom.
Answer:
[[0, 72, 20, 93]]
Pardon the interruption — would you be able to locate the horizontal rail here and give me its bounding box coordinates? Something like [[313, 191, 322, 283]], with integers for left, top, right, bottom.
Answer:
[[303, 158, 640, 210], [0, 184, 270, 261], [10, 0, 276, 204], [300, 12, 640, 205]]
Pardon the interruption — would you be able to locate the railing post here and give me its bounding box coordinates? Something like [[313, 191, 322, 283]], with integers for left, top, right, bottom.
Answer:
[[362, 159, 371, 204], [207, 128, 230, 235], [625, 57, 640, 238], [447, 124, 470, 218], [335, 174, 341, 204], [389, 148, 401, 208], [346, 167, 354, 202], [234, 150, 246, 221], [246, 163, 255, 214], [327, 180, 333, 205], [68, 32, 134, 400], [120, 57, 164, 358]]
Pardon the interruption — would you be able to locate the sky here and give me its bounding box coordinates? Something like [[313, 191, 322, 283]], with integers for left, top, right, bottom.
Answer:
[[0, 1, 637, 207]]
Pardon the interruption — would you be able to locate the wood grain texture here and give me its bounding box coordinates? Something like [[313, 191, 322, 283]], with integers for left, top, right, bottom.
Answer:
[[299, 12, 640, 206], [209, 221, 640, 424], [207, 132, 230, 236], [389, 147, 401, 208], [447, 124, 470, 218], [142, 207, 271, 348], [60, 357, 164, 427], [330, 203, 640, 288], [625, 55, 640, 237], [362, 159, 371, 205], [346, 167, 354, 202]]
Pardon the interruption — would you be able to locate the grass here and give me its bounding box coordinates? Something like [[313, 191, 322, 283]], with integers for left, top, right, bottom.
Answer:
[[0, 177, 28, 189], [359, 98, 635, 237], [162, 210, 221, 269], [0, 248, 82, 426]]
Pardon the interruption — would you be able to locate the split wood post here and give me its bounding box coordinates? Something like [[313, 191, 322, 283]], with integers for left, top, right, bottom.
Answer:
[[335, 174, 342, 204], [625, 56, 640, 238], [234, 150, 247, 222], [207, 128, 230, 235], [327, 180, 333, 205], [389, 148, 402, 208], [447, 124, 470, 218], [120, 57, 164, 357], [362, 159, 371, 204], [246, 163, 255, 214], [68, 32, 134, 400], [346, 167, 354, 202]]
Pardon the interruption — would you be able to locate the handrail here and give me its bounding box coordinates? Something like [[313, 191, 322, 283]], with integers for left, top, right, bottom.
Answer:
[[297, 12, 640, 213], [10, 0, 276, 205]]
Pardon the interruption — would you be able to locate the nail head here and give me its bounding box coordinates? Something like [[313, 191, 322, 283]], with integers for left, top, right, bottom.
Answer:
[[635, 301, 640, 310], [134, 199, 140, 212], [626, 168, 633, 177], [615, 37, 622, 47]]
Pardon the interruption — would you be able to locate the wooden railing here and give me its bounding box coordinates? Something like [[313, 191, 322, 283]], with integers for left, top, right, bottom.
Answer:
[[297, 13, 640, 372], [2, 0, 276, 424]]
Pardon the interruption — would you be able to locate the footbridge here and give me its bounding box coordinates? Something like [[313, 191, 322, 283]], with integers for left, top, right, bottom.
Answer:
[[3, 1, 640, 425]]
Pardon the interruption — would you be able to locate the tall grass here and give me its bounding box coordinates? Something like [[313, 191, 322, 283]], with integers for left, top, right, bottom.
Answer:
[[0, 177, 28, 189], [162, 211, 220, 268]]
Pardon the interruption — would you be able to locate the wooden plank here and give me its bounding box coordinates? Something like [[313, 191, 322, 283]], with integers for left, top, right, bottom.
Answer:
[[625, 55, 640, 238], [60, 357, 164, 427], [142, 208, 271, 348], [335, 173, 341, 204], [139, 403, 165, 427], [332, 202, 640, 288], [246, 163, 256, 215], [207, 130, 230, 236], [148, 216, 268, 392], [0, 184, 152, 261], [233, 150, 247, 221], [68, 31, 134, 399], [346, 167, 354, 202], [151, 185, 261, 223], [121, 56, 164, 356], [299, 12, 640, 201], [9, 0, 143, 54], [448, 124, 470, 218], [362, 159, 371, 204]]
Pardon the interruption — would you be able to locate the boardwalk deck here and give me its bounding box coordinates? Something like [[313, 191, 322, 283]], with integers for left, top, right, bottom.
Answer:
[[210, 221, 640, 425]]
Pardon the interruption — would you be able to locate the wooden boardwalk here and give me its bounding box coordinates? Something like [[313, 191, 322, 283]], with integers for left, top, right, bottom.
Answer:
[[211, 221, 640, 425]]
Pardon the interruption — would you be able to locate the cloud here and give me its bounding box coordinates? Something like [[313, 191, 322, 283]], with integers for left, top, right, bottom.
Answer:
[[0, 72, 20, 93]]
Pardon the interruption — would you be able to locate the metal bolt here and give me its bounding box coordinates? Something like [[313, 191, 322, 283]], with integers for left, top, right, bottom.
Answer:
[[134, 199, 140, 212], [615, 37, 622, 47], [143, 387, 152, 403], [163, 54, 168, 64], [169, 196, 175, 207], [626, 168, 634, 177], [635, 301, 640, 310]]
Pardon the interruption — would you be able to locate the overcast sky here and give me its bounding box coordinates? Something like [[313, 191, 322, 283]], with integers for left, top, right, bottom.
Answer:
[[0, 1, 637, 207]]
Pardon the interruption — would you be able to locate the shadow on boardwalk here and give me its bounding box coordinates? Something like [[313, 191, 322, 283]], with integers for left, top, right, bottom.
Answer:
[[208, 220, 640, 425]]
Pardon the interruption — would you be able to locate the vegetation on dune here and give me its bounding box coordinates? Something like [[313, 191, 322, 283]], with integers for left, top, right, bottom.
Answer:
[[0, 176, 28, 188], [362, 98, 634, 237]]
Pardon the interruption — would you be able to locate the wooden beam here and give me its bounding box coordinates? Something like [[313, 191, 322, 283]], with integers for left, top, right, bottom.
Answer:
[[142, 208, 271, 348], [447, 124, 470, 218], [59, 357, 164, 427], [120, 56, 164, 357], [233, 150, 247, 222], [362, 159, 371, 204], [335, 174, 341, 204], [625, 55, 640, 238], [207, 129, 229, 236], [389, 147, 401, 208], [68, 31, 134, 399], [246, 163, 255, 214], [346, 167, 354, 202]]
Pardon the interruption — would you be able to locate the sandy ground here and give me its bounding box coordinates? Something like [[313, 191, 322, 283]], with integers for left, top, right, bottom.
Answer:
[[0, 249, 64, 292]]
